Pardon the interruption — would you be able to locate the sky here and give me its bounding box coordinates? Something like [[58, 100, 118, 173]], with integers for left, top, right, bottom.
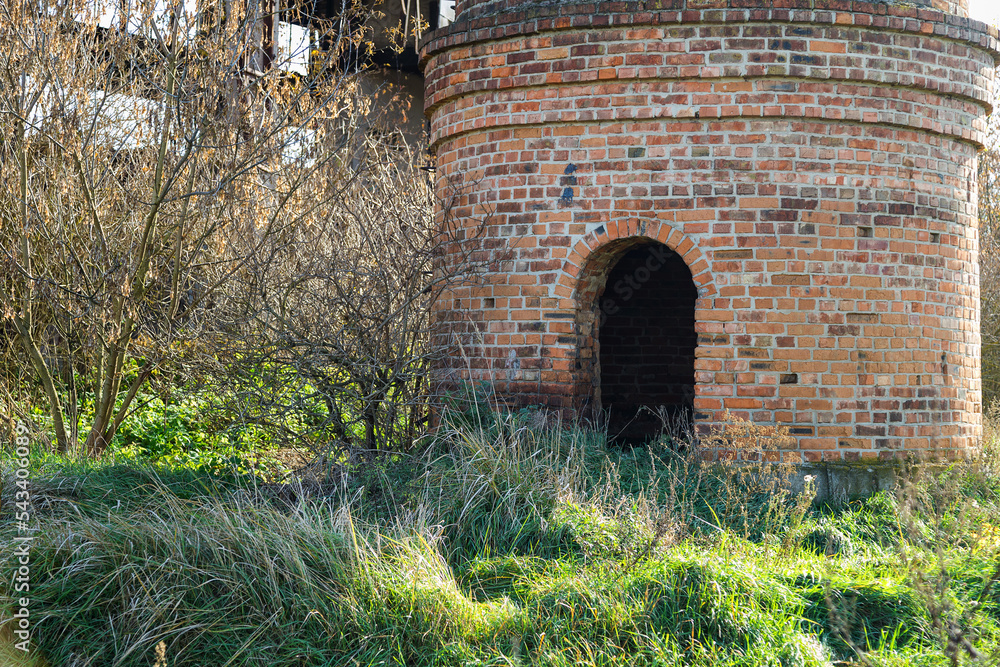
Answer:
[[968, 0, 1000, 27]]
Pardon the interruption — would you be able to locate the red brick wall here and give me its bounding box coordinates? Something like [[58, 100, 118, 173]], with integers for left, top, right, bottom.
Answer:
[[420, 0, 1000, 461], [453, 0, 974, 23]]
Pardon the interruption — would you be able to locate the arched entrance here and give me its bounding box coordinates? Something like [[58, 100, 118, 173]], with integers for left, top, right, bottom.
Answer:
[[597, 241, 698, 443]]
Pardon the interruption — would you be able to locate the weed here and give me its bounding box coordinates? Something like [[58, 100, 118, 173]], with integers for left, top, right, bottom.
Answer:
[[3, 406, 1000, 665]]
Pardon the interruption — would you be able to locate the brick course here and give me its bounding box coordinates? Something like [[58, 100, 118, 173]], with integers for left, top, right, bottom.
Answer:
[[420, 0, 1000, 460]]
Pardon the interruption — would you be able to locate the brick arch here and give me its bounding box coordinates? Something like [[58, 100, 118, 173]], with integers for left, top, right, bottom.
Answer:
[[558, 218, 715, 419], [559, 218, 716, 302]]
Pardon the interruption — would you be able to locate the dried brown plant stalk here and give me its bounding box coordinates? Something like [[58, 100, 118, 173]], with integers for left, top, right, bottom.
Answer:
[[696, 411, 798, 536]]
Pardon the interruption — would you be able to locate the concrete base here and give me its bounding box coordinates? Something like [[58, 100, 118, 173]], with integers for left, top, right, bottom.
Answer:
[[788, 462, 900, 502]]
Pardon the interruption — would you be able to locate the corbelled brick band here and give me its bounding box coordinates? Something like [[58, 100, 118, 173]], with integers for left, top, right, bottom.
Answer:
[[420, 0, 999, 460]]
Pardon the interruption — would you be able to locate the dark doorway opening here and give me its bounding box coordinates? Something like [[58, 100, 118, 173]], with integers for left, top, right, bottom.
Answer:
[[598, 242, 697, 444]]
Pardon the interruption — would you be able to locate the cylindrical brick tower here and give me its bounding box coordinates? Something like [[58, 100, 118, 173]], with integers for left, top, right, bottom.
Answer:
[[420, 0, 999, 462]]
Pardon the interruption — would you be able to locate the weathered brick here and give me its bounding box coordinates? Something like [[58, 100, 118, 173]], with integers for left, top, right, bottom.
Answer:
[[422, 0, 992, 458]]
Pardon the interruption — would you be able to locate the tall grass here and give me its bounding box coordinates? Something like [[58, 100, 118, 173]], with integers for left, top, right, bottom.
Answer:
[[2, 409, 1000, 665]]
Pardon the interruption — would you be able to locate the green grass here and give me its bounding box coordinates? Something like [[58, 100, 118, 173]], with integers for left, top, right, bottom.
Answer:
[[2, 409, 1000, 666]]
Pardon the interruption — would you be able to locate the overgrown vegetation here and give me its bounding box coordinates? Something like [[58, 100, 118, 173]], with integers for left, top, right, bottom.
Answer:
[[0, 0, 469, 460], [980, 74, 1000, 405], [1, 3, 998, 665], [2, 400, 999, 666]]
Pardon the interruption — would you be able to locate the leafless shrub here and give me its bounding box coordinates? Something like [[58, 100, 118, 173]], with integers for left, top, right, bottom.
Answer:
[[212, 148, 490, 463], [979, 67, 1000, 405], [0, 0, 403, 454]]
